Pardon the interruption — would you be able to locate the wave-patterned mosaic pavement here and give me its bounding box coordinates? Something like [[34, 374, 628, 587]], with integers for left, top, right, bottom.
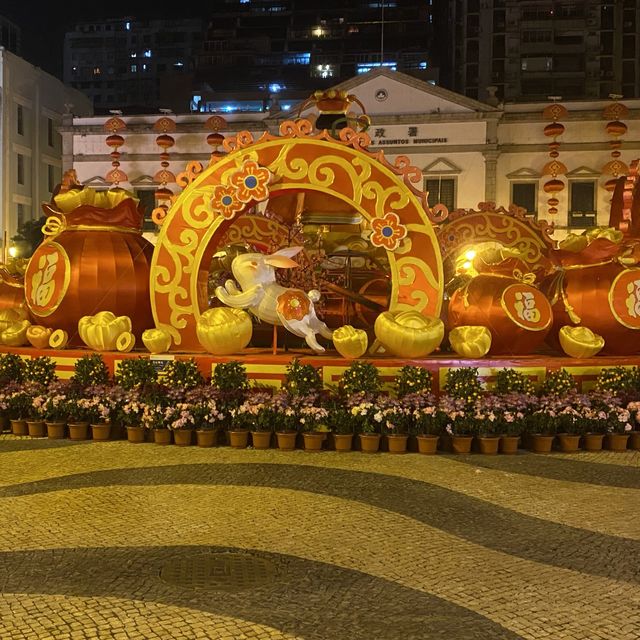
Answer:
[[0, 435, 638, 640]]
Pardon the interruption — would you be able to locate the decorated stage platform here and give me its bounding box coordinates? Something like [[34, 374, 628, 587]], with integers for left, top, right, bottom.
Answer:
[[3, 345, 638, 394]]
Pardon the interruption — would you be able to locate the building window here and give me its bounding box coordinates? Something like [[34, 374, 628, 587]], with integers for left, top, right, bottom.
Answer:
[[17, 105, 24, 136], [47, 165, 56, 193], [511, 182, 537, 217], [569, 180, 597, 227], [17, 204, 25, 229], [47, 118, 54, 147], [17, 154, 24, 185], [425, 177, 456, 211], [135, 189, 157, 231]]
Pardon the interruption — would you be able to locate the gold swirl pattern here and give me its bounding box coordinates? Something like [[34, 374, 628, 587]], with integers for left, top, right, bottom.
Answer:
[[176, 161, 204, 189], [150, 126, 443, 349]]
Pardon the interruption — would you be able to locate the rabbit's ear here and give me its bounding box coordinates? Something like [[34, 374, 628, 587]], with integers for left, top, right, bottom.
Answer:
[[271, 246, 303, 259], [264, 255, 299, 269]]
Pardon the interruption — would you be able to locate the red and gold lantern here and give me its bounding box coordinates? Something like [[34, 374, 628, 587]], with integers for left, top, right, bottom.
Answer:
[[152, 115, 177, 226], [205, 115, 227, 164], [24, 190, 154, 345], [542, 101, 568, 216], [104, 116, 127, 186], [602, 96, 629, 193]]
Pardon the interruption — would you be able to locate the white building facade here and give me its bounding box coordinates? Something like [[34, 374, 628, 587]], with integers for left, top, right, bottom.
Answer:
[[0, 48, 92, 253], [62, 69, 640, 240]]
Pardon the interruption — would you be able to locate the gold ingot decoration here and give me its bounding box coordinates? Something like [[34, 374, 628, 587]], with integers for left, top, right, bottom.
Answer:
[[449, 326, 492, 358], [0, 319, 31, 346], [558, 233, 589, 253], [78, 311, 133, 351], [0, 307, 28, 333], [116, 332, 136, 352], [584, 226, 623, 244], [196, 307, 252, 355], [142, 328, 173, 354], [374, 310, 444, 358], [332, 325, 368, 359], [49, 329, 69, 349], [559, 325, 605, 359], [54, 188, 138, 213], [26, 325, 53, 349]]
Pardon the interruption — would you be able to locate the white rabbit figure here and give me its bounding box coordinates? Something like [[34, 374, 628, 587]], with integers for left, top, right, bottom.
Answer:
[[214, 246, 333, 352]]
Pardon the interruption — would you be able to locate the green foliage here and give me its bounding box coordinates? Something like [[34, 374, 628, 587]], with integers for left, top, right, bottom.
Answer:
[[339, 361, 381, 396], [24, 357, 56, 386], [539, 369, 576, 397], [12, 215, 46, 258], [395, 365, 432, 397], [444, 367, 483, 403], [494, 368, 535, 395], [162, 358, 203, 389], [115, 358, 158, 390], [283, 358, 322, 396], [211, 361, 249, 392], [0, 353, 25, 384], [73, 354, 109, 387], [595, 366, 639, 396]]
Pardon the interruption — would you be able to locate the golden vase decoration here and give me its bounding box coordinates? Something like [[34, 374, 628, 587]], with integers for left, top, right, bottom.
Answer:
[[374, 310, 444, 358]]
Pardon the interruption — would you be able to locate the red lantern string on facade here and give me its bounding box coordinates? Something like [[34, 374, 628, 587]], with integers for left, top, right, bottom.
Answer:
[[542, 99, 568, 216], [152, 115, 177, 221], [205, 115, 227, 164], [104, 116, 127, 187], [602, 94, 629, 193]]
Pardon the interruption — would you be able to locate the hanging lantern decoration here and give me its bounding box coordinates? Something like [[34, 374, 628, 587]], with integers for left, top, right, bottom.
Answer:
[[205, 115, 227, 164], [602, 95, 629, 193], [152, 115, 177, 225], [542, 101, 568, 216], [104, 116, 127, 186]]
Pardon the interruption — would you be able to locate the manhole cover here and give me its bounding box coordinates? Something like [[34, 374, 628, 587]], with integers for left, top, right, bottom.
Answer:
[[160, 553, 277, 591]]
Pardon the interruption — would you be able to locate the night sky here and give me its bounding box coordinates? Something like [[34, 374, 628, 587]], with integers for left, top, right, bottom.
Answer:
[[2, 2, 209, 78]]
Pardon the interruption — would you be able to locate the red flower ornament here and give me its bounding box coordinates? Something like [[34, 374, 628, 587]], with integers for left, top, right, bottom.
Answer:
[[276, 290, 311, 321], [229, 160, 270, 203], [370, 212, 408, 251], [211, 184, 244, 219]]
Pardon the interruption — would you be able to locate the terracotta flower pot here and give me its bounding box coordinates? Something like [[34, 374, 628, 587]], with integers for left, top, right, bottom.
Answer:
[[302, 432, 325, 452], [606, 433, 629, 452], [10, 419, 28, 436], [196, 429, 217, 448], [228, 429, 249, 448], [27, 420, 46, 438], [451, 435, 473, 454], [0, 416, 9, 432], [386, 434, 409, 454], [557, 433, 581, 453], [476, 436, 499, 455], [276, 431, 297, 450], [46, 422, 66, 439], [529, 434, 554, 453], [173, 429, 193, 446], [153, 428, 172, 445], [91, 423, 111, 441], [582, 433, 604, 452], [126, 425, 145, 443], [359, 433, 381, 453], [333, 433, 353, 452], [499, 435, 519, 455], [629, 431, 640, 451], [251, 431, 272, 449], [416, 434, 438, 455], [68, 422, 90, 441]]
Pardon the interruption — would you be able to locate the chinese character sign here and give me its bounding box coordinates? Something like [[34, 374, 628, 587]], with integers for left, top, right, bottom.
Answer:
[[25, 242, 70, 317]]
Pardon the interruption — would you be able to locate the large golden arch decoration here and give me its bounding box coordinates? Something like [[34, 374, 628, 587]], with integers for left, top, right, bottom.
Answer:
[[150, 120, 444, 350]]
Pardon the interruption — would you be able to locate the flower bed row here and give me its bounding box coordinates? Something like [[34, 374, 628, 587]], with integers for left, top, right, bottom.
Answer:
[[1, 354, 640, 454]]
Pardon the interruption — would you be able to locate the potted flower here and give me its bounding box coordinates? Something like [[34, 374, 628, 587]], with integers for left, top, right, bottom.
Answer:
[[494, 392, 535, 454], [326, 398, 355, 452], [120, 391, 149, 443], [473, 395, 501, 455], [4, 382, 35, 435], [163, 402, 196, 446], [272, 391, 302, 450], [524, 398, 559, 454], [347, 392, 384, 453], [39, 381, 73, 439], [406, 392, 442, 455], [626, 400, 640, 450], [233, 391, 274, 449], [379, 397, 411, 454], [186, 387, 225, 447], [299, 405, 329, 451], [440, 394, 478, 454]]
